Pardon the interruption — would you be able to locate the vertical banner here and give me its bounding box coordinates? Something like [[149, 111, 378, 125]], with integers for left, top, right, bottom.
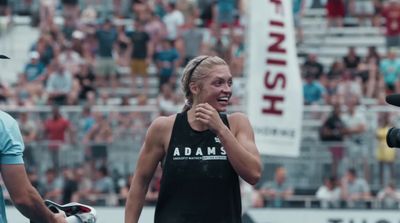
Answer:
[[245, 0, 303, 157]]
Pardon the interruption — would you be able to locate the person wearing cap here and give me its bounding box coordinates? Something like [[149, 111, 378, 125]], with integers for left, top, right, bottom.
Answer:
[[0, 55, 66, 223], [23, 51, 45, 82]]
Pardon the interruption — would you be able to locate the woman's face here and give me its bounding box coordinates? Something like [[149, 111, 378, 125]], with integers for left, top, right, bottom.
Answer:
[[195, 65, 233, 112]]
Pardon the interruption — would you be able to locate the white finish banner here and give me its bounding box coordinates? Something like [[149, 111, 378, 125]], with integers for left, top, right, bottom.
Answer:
[[246, 0, 303, 157]]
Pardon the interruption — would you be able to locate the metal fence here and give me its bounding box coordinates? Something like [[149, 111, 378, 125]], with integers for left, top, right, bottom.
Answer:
[[2, 104, 400, 191]]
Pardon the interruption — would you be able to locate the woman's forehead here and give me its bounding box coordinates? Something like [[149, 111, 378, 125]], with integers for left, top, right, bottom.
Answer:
[[206, 65, 232, 78]]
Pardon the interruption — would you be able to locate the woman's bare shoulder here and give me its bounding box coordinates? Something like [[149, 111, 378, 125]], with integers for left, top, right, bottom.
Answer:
[[150, 114, 177, 131]]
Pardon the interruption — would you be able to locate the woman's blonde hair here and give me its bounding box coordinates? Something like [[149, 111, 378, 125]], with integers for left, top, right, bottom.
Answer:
[[181, 55, 227, 111]]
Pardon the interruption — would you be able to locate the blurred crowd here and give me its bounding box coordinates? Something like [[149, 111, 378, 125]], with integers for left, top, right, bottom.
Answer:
[[245, 166, 400, 210], [0, 0, 246, 110], [300, 0, 400, 191]]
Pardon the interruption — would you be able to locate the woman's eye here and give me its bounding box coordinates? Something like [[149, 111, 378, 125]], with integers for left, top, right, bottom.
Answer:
[[214, 81, 222, 86]]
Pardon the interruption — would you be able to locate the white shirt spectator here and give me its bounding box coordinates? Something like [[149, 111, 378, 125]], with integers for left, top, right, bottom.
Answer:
[[341, 106, 367, 142], [163, 9, 184, 40], [316, 185, 341, 208], [46, 70, 73, 94], [58, 49, 82, 75]]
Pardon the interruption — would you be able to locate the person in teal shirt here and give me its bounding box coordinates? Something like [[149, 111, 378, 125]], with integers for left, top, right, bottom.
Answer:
[[379, 50, 400, 93], [0, 55, 66, 223]]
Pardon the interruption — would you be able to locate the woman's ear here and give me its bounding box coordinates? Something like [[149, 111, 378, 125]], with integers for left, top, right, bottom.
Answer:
[[189, 82, 199, 95]]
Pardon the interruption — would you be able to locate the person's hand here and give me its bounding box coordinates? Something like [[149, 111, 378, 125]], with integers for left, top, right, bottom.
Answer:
[[53, 212, 67, 223], [195, 103, 226, 134]]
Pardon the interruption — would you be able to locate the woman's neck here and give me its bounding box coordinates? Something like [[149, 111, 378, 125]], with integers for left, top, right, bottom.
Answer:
[[187, 108, 208, 132]]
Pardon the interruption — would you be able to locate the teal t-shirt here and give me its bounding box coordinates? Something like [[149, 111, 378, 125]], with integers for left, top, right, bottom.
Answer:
[[0, 111, 25, 223], [379, 58, 400, 85]]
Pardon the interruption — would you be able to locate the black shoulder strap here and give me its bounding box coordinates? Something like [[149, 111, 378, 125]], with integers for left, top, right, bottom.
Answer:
[[220, 113, 230, 129]]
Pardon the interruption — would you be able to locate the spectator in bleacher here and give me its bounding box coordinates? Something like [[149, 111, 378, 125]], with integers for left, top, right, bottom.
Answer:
[[72, 32, 85, 52], [316, 175, 341, 208], [75, 62, 96, 104], [303, 72, 326, 105], [18, 112, 38, 169], [58, 42, 82, 76], [341, 95, 369, 181], [112, 0, 129, 18], [89, 166, 115, 206], [228, 28, 244, 77], [365, 46, 381, 65], [341, 168, 371, 208], [127, 19, 152, 95], [115, 25, 131, 73], [181, 16, 204, 65], [77, 105, 96, 141], [83, 112, 113, 169], [371, 0, 384, 27], [132, 0, 149, 22], [375, 112, 396, 187], [377, 181, 400, 209], [43, 106, 74, 172], [303, 53, 324, 79], [381, 0, 400, 49], [39, 0, 56, 32], [356, 57, 377, 97], [324, 77, 340, 105], [97, 91, 110, 106], [45, 60, 73, 105], [71, 166, 93, 203], [12, 74, 35, 106], [157, 82, 180, 116], [154, 38, 180, 89], [326, 0, 345, 27], [151, 0, 166, 19], [94, 17, 118, 87], [113, 113, 134, 144], [320, 99, 346, 177], [379, 49, 400, 94], [343, 46, 361, 71], [24, 51, 45, 83], [199, 0, 216, 28], [144, 11, 167, 56], [23, 51, 46, 97], [62, 16, 77, 42], [40, 168, 63, 204], [215, 0, 235, 29], [327, 59, 346, 80], [32, 33, 56, 67], [208, 27, 231, 61], [61, 0, 79, 26], [81, 33, 97, 66], [259, 166, 293, 208], [177, 0, 199, 23], [163, 2, 185, 41], [363, 48, 381, 98], [337, 69, 363, 104], [61, 166, 78, 204]]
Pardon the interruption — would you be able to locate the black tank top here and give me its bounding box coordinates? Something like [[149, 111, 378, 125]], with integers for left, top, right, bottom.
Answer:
[[154, 111, 242, 223]]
